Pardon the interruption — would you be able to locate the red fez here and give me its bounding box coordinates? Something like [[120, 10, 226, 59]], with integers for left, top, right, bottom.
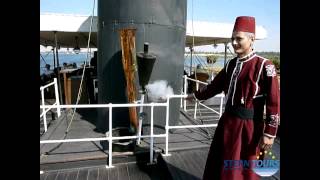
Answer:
[[233, 16, 255, 34]]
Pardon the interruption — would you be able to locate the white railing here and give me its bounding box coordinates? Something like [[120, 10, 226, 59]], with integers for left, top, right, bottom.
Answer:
[[181, 75, 225, 119], [40, 78, 61, 132], [40, 77, 224, 170], [40, 95, 185, 168]]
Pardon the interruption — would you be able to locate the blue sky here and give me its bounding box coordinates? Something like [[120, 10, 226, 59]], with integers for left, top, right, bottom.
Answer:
[[40, 0, 280, 52]]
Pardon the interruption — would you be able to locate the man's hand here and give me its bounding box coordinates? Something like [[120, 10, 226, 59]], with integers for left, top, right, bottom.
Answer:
[[259, 135, 274, 150], [186, 94, 196, 102]]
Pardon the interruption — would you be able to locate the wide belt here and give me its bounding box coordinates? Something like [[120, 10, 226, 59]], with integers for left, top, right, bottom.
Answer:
[[225, 105, 255, 119]]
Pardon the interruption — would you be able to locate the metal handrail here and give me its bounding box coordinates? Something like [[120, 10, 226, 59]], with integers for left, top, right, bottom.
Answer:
[[40, 78, 61, 132], [40, 95, 186, 168], [181, 75, 224, 119], [40, 81, 222, 171]]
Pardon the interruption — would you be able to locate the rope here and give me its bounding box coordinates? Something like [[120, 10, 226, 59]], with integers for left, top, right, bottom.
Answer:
[[40, 53, 48, 64], [41, 0, 96, 156], [196, 100, 212, 138], [227, 46, 234, 55], [67, 0, 96, 133]]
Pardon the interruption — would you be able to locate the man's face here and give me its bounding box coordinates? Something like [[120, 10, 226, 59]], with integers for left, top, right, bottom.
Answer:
[[231, 31, 254, 57]]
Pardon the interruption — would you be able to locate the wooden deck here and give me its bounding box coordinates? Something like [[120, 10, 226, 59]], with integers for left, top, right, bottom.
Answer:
[[40, 162, 170, 180], [40, 101, 280, 179]]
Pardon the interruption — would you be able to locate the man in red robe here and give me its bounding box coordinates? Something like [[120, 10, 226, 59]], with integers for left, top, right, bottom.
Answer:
[[188, 16, 280, 180]]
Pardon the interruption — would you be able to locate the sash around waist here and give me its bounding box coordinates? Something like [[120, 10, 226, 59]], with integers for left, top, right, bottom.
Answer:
[[224, 105, 255, 119]]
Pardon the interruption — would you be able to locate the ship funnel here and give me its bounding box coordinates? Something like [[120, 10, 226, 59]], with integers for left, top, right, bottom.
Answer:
[[136, 42, 156, 92]]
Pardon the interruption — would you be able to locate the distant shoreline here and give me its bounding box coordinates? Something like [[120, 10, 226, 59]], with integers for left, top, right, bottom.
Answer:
[[184, 53, 233, 57]]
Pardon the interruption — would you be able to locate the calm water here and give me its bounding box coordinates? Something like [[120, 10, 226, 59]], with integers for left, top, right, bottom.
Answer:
[[184, 55, 231, 74], [40, 52, 231, 75], [40, 52, 92, 75]]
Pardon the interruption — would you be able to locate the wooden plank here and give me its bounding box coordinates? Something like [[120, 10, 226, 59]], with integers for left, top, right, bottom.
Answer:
[[195, 149, 209, 168], [188, 151, 207, 177], [119, 28, 138, 130], [118, 164, 130, 180], [76, 168, 89, 180], [167, 155, 190, 180], [44, 171, 58, 180], [56, 170, 68, 180], [163, 150, 212, 180], [97, 167, 109, 180], [175, 152, 201, 180], [65, 169, 79, 180], [40, 173, 47, 180], [63, 73, 68, 104], [88, 168, 98, 180], [127, 163, 150, 180], [108, 166, 118, 180], [182, 152, 203, 177], [66, 78, 71, 105]]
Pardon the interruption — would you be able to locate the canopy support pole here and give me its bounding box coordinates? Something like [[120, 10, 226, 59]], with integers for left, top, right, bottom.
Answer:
[[189, 46, 193, 76], [54, 31, 64, 106], [224, 42, 227, 67]]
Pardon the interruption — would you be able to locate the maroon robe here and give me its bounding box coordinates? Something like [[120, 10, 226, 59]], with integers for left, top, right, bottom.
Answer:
[[194, 52, 280, 180]]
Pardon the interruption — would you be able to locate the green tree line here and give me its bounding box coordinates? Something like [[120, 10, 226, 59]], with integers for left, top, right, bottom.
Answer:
[[256, 52, 280, 72]]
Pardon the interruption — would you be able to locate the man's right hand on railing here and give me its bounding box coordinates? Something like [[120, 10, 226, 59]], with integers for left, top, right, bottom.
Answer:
[[186, 93, 196, 102]]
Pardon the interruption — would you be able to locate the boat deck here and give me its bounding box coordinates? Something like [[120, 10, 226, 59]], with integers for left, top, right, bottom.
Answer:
[[40, 100, 280, 179]]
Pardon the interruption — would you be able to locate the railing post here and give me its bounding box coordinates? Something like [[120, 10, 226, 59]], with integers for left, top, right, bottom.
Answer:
[[180, 87, 183, 108], [150, 103, 154, 164], [164, 99, 171, 156], [53, 78, 61, 117], [41, 88, 47, 132], [137, 94, 145, 145], [184, 75, 187, 111], [194, 81, 199, 119], [107, 104, 114, 168]]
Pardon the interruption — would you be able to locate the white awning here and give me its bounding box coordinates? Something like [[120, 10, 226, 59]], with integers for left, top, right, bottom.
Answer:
[[40, 13, 267, 48], [185, 20, 267, 47]]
